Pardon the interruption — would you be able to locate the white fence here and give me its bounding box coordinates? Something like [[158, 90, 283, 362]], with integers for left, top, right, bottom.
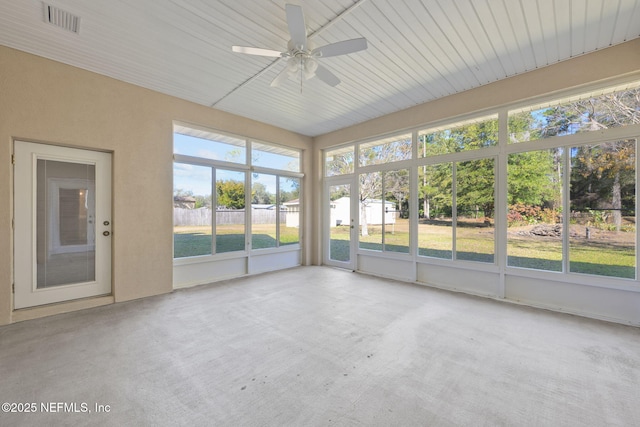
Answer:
[[174, 208, 293, 226]]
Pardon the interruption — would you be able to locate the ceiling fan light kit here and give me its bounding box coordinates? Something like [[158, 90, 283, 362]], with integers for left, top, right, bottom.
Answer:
[[232, 3, 368, 90]]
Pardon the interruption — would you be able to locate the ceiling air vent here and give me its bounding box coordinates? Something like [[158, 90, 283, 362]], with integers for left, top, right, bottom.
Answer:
[[43, 3, 80, 34]]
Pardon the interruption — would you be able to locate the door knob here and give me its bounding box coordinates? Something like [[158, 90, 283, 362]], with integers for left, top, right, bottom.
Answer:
[[103, 231, 110, 236]]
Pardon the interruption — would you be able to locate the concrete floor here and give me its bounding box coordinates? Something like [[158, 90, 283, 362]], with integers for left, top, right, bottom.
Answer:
[[1, 266, 639, 426]]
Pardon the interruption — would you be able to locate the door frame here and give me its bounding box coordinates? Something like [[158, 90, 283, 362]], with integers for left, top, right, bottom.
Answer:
[[324, 176, 358, 270], [13, 141, 112, 309]]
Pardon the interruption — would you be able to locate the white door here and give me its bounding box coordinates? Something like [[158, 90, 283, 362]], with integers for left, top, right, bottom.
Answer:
[[14, 141, 112, 309], [324, 178, 356, 270]]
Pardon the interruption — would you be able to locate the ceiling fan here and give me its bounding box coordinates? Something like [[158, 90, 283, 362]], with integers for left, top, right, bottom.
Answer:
[[232, 3, 367, 88]]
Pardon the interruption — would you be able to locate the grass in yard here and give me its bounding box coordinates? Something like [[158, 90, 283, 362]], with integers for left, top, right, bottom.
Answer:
[[174, 226, 212, 258], [329, 219, 635, 278], [174, 224, 300, 257], [177, 219, 635, 279]]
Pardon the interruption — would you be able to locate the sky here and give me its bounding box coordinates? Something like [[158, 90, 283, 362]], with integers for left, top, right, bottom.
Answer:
[[173, 133, 299, 197]]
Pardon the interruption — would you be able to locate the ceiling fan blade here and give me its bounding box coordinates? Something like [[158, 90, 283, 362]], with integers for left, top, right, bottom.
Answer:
[[311, 38, 368, 58], [286, 4, 307, 50], [314, 64, 341, 87], [232, 46, 283, 57], [270, 67, 290, 87]]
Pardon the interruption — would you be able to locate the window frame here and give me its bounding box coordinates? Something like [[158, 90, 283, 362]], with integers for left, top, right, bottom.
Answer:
[[323, 77, 640, 286], [173, 127, 303, 263]]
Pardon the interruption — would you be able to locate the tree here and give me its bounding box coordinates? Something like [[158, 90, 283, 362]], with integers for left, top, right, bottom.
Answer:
[[419, 163, 452, 219], [507, 150, 559, 207], [385, 169, 410, 218], [216, 179, 245, 209], [456, 158, 495, 219], [418, 120, 498, 219], [359, 171, 381, 236], [570, 141, 635, 230], [251, 182, 275, 204], [540, 89, 639, 229], [326, 151, 354, 176], [280, 177, 300, 203]]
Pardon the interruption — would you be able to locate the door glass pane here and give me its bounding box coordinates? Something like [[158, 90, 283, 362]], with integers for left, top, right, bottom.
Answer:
[[37, 159, 96, 288], [329, 184, 351, 262]]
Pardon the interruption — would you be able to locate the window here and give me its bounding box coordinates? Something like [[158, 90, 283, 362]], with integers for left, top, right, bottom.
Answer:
[[418, 115, 498, 156], [251, 173, 277, 249], [455, 158, 495, 263], [174, 125, 246, 164], [506, 140, 636, 279], [173, 163, 213, 258], [173, 165, 247, 258], [280, 177, 301, 246], [325, 145, 354, 176], [358, 171, 382, 250], [328, 79, 639, 282], [507, 149, 563, 271], [252, 141, 300, 172], [383, 169, 410, 253], [418, 163, 453, 259], [359, 134, 411, 166], [417, 158, 495, 263], [174, 126, 302, 259], [508, 85, 640, 144], [569, 140, 636, 278], [358, 169, 410, 253], [216, 169, 246, 253]]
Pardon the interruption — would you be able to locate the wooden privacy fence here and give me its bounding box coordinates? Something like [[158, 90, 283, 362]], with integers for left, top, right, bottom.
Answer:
[[174, 208, 294, 226]]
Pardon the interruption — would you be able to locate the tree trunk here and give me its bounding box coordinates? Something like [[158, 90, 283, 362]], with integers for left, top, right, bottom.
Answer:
[[612, 172, 622, 231], [425, 197, 430, 220], [361, 202, 369, 236]]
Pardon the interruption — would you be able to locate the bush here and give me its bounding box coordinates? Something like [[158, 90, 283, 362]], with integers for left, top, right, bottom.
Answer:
[[508, 203, 560, 226]]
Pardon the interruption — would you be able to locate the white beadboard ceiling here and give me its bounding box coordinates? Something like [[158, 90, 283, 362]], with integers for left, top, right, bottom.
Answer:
[[1, 0, 639, 137]]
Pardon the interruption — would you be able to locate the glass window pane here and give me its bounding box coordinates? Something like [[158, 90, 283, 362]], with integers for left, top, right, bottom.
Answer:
[[174, 131, 246, 164], [173, 163, 213, 258], [508, 86, 640, 144], [252, 141, 300, 172], [359, 134, 411, 167], [359, 171, 383, 251], [569, 140, 636, 279], [216, 169, 246, 253], [507, 149, 563, 271], [384, 169, 410, 253], [456, 159, 495, 263], [279, 177, 301, 246], [418, 115, 498, 157], [37, 159, 96, 287], [251, 173, 277, 249], [418, 163, 453, 259], [325, 146, 354, 176]]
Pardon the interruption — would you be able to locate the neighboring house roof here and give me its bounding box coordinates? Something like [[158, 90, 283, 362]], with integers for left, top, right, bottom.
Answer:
[[174, 196, 196, 202]]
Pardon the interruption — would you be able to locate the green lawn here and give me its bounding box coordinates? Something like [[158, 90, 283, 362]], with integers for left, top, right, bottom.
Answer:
[[174, 224, 299, 258], [176, 220, 635, 279], [328, 219, 635, 278]]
